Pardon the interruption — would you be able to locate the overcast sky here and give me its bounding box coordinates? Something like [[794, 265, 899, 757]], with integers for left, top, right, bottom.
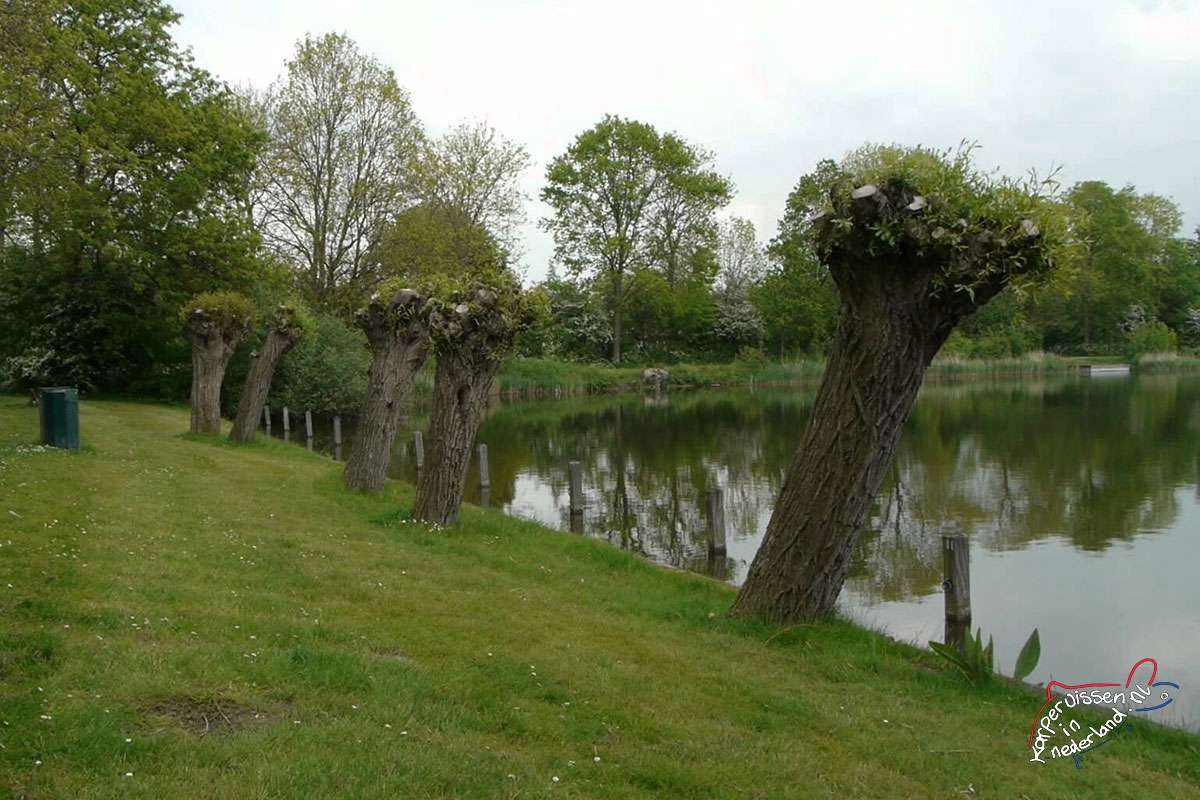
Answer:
[[172, 0, 1200, 280]]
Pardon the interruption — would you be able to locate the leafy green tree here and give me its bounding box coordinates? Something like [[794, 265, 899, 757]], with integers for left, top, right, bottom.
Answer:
[[255, 33, 424, 314], [273, 313, 371, 415], [0, 0, 264, 393], [1028, 182, 1172, 352], [414, 120, 531, 259], [540, 115, 731, 363]]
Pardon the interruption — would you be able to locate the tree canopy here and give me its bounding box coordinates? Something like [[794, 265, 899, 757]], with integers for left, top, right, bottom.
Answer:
[[0, 0, 265, 393]]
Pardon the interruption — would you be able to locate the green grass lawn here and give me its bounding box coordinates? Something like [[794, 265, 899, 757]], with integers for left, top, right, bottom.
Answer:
[[1, 397, 1197, 799]]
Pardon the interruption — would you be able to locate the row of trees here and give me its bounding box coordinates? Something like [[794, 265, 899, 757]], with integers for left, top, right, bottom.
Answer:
[[529, 167, 1200, 365], [4, 2, 1197, 396]]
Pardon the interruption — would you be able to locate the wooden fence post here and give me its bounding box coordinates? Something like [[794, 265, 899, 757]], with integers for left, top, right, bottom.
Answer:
[[942, 533, 972, 651], [262, 404, 271, 434], [568, 461, 584, 516], [305, 410, 313, 440], [706, 486, 727, 555], [333, 415, 342, 446], [477, 443, 490, 489], [282, 406, 290, 432], [413, 430, 424, 472]]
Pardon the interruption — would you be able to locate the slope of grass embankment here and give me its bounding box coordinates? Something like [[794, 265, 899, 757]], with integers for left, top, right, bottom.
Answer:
[[1, 397, 1197, 799]]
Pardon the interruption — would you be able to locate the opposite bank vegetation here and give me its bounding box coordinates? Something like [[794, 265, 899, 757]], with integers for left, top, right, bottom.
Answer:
[[1, 398, 1197, 799], [488, 352, 1200, 397]]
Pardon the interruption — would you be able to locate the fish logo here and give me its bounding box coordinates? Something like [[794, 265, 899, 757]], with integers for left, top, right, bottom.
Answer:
[[1027, 657, 1179, 768]]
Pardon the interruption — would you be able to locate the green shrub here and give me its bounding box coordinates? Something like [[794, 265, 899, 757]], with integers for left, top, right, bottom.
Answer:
[[272, 313, 371, 415], [1127, 321, 1177, 357]]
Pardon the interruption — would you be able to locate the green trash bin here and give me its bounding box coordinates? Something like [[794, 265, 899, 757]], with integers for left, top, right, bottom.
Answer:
[[38, 387, 80, 450]]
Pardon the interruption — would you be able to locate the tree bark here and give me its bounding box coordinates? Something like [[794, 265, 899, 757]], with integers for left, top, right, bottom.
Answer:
[[186, 314, 245, 434], [343, 291, 429, 492], [412, 352, 501, 525], [730, 287, 953, 621], [229, 327, 301, 442]]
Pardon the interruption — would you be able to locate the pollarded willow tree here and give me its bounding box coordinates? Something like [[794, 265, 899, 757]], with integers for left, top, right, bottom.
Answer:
[[342, 284, 431, 492], [182, 292, 254, 434], [730, 144, 1073, 623], [228, 303, 313, 442], [413, 273, 535, 525]]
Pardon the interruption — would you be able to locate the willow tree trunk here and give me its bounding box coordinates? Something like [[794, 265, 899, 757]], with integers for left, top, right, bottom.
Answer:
[[412, 353, 501, 525], [343, 292, 430, 493], [186, 323, 243, 434], [730, 276, 955, 622], [229, 328, 300, 442]]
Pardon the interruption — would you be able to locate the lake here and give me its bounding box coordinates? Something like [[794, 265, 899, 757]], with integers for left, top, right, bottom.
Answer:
[[289, 371, 1200, 731]]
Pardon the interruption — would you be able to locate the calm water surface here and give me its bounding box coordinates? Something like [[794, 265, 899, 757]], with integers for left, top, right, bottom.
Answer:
[[291, 372, 1200, 730]]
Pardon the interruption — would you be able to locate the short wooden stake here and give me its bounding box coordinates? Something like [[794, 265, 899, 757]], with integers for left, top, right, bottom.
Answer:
[[282, 406, 290, 432], [706, 487, 727, 555], [568, 461, 584, 516], [305, 410, 313, 439], [333, 415, 342, 446], [942, 534, 971, 652], [263, 404, 271, 433], [477, 443, 490, 489], [413, 430, 424, 470]]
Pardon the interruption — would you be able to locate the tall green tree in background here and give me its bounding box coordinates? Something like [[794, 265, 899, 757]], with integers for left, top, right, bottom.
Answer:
[[753, 161, 842, 358], [0, 0, 264, 393], [254, 33, 424, 315], [1028, 182, 1180, 352], [414, 119, 532, 261], [540, 115, 731, 363]]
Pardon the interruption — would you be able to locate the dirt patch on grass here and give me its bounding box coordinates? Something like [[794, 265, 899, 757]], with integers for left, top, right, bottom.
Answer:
[[142, 696, 279, 736]]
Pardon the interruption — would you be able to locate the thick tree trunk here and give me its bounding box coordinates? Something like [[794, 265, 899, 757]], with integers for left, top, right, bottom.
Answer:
[[343, 291, 430, 493], [189, 341, 229, 434], [730, 284, 955, 622], [412, 353, 501, 525], [186, 322, 242, 434], [229, 328, 300, 442]]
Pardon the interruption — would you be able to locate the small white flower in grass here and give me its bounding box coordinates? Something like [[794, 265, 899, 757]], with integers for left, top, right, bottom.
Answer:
[[593, 756, 601, 763], [384, 724, 391, 729], [400, 730, 408, 736], [882, 719, 889, 724], [125, 738, 132, 743], [124, 772, 133, 777], [552, 776, 560, 783]]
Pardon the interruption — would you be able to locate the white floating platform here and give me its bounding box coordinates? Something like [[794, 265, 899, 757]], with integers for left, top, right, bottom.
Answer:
[[1079, 364, 1132, 376]]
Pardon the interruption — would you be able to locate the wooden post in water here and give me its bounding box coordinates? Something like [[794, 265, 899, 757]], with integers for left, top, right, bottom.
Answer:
[[568, 461, 584, 516], [706, 486, 727, 555], [413, 430, 424, 473], [262, 404, 271, 434], [942, 533, 971, 651], [305, 410, 313, 440], [477, 443, 490, 489], [282, 406, 290, 432]]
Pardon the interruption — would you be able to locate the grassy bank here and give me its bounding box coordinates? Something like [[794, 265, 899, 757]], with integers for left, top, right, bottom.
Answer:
[[1, 398, 1198, 799]]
